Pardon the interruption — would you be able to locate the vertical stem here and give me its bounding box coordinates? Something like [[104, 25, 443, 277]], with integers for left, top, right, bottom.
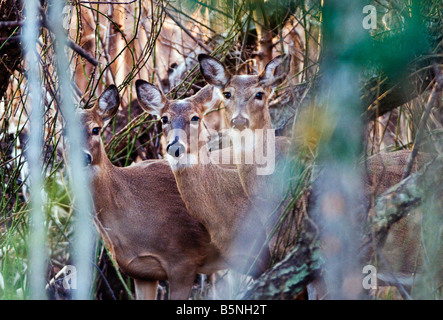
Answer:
[[24, 0, 47, 300], [312, 0, 369, 300], [49, 0, 95, 300]]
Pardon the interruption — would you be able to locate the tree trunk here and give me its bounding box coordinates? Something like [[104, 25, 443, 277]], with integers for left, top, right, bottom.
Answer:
[[0, 0, 23, 99]]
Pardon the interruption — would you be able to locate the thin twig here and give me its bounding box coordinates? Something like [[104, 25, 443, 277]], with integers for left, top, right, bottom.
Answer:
[[0, 20, 25, 28], [91, 262, 117, 300], [377, 251, 413, 300], [163, 7, 212, 54], [193, 0, 232, 18], [168, 4, 217, 34], [0, 16, 99, 67], [0, 35, 20, 42], [41, 16, 99, 66], [66, 38, 99, 66], [403, 65, 442, 179]]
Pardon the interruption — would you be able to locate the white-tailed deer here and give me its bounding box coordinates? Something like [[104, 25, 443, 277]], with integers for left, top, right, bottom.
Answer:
[[79, 85, 226, 300], [197, 54, 440, 298], [136, 81, 271, 278], [359, 150, 440, 298], [198, 54, 295, 258]]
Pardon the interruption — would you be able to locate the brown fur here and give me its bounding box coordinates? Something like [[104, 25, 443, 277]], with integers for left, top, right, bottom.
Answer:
[[80, 86, 225, 300], [363, 150, 431, 277], [136, 81, 271, 277], [307, 150, 442, 299], [199, 55, 441, 297], [199, 55, 297, 259]]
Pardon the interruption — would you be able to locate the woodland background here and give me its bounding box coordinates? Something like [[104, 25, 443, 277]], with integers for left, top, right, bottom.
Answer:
[[0, 0, 442, 299]]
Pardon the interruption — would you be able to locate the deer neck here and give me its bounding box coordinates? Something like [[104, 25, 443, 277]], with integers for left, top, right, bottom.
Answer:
[[87, 145, 136, 265], [89, 144, 123, 219], [232, 123, 277, 189], [232, 125, 292, 228], [173, 164, 241, 248], [230, 124, 295, 262], [169, 138, 270, 274], [170, 128, 241, 250]]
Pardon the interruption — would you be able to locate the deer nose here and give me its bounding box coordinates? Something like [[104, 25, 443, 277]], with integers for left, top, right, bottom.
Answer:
[[230, 117, 249, 131], [84, 152, 92, 166], [166, 136, 186, 158]]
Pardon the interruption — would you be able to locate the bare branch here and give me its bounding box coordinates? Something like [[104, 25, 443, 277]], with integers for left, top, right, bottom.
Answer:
[[403, 65, 442, 179], [242, 154, 443, 299], [66, 39, 99, 67], [162, 7, 212, 54]]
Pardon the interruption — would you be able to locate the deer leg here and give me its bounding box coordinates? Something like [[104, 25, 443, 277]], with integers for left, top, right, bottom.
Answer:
[[168, 272, 196, 300], [209, 273, 220, 300], [307, 277, 328, 300], [134, 279, 159, 300]]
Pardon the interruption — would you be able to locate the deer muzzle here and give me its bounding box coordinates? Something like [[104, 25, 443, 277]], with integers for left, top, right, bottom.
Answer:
[[166, 136, 186, 158], [230, 116, 250, 131]]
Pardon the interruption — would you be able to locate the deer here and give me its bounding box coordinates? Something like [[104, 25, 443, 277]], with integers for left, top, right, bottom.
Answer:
[[135, 81, 271, 279], [196, 54, 440, 298], [78, 85, 227, 300], [197, 54, 296, 259]]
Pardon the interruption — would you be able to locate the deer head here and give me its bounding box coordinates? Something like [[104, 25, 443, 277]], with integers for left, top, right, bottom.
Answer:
[[135, 81, 220, 169], [198, 54, 291, 131], [78, 85, 120, 168]]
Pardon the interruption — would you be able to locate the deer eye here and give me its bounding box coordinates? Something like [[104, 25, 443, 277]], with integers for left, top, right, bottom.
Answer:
[[223, 92, 231, 99], [191, 116, 200, 122], [161, 116, 168, 124], [255, 92, 264, 100], [92, 127, 100, 135]]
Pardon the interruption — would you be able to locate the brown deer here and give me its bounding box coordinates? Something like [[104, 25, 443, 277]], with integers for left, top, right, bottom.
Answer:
[[197, 54, 440, 298], [135, 81, 271, 278], [79, 85, 226, 300], [350, 150, 438, 299], [197, 54, 295, 258]]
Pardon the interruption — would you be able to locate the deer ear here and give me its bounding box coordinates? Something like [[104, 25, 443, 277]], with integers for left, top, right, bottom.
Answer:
[[259, 54, 291, 88], [96, 85, 120, 122], [135, 79, 166, 117], [192, 85, 222, 114], [198, 54, 229, 88]]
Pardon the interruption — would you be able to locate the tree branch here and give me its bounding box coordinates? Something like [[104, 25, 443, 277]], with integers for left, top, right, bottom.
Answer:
[[162, 7, 212, 54], [403, 65, 442, 179], [371, 155, 443, 239], [241, 233, 322, 300], [360, 59, 440, 121], [0, 0, 23, 100], [242, 154, 443, 299]]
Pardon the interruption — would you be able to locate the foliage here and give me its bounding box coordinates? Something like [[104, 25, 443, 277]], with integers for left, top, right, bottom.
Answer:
[[0, 0, 441, 299]]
